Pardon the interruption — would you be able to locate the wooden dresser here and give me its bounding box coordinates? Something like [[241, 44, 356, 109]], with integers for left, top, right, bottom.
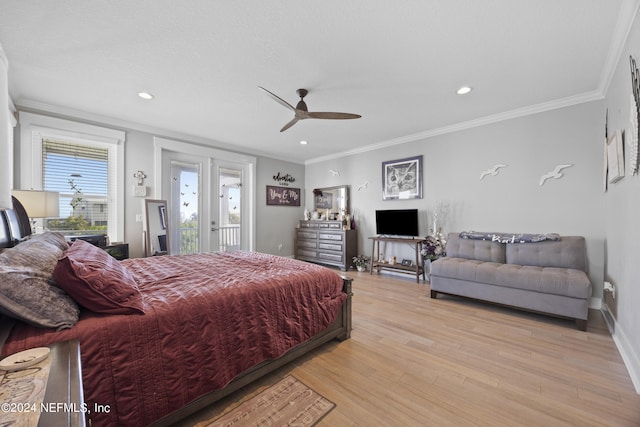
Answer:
[[295, 220, 357, 271]]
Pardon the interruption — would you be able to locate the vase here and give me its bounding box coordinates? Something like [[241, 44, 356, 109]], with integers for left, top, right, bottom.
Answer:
[[424, 258, 432, 281], [357, 265, 366, 272]]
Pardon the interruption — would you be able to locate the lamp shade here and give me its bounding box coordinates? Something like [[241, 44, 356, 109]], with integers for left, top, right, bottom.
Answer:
[[12, 190, 60, 218]]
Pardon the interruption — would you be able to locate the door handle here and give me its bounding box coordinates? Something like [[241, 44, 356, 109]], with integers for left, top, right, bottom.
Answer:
[[211, 227, 219, 232]]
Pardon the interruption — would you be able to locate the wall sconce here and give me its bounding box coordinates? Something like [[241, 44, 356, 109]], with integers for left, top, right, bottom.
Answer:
[[133, 170, 148, 197], [12, 189, 60, 233]]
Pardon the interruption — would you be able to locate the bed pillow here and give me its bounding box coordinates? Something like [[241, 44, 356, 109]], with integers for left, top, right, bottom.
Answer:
[[0, 234, 79, 330], [53, 239, 145, 314], [0, 231, 68, 266]]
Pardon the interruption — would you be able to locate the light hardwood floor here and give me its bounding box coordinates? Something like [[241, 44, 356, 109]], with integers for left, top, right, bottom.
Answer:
[[180, 271, 640, 427]]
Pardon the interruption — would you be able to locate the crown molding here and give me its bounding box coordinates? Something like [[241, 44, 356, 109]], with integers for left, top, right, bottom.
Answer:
[[598, 0, 640, 95], [14, 99, 305, 164], [305, 90, 603, 165]]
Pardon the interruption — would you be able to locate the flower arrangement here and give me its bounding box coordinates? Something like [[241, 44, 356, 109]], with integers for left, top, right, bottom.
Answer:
[[352, 255, 369, 271], [421, 233, 446, 261]]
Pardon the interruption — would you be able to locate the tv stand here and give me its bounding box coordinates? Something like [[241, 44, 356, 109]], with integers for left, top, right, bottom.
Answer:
[[368, 236, 425, 283]]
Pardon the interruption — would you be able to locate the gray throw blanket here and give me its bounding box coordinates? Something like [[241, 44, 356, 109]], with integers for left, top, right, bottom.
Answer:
[[459, 231, 560, 243]]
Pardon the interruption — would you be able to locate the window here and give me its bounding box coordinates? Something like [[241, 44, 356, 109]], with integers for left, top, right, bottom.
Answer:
[[42, 139, 110, 236], [18, 112, 125, 242]]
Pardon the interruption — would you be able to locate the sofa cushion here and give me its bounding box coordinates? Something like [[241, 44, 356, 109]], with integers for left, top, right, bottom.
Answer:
[[445, 233, 506, 263], [505, 236, 587, 271], [431, 257, 591, 299]]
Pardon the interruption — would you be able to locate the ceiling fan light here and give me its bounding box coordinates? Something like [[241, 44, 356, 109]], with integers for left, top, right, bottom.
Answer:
[[456, 86, 472, 95]]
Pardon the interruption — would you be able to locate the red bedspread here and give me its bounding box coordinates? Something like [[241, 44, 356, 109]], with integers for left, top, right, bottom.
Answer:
[[2, 251, 346, 426]]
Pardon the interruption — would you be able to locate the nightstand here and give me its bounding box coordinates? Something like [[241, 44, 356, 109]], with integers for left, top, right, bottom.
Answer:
[[103, 243, 129, 260]]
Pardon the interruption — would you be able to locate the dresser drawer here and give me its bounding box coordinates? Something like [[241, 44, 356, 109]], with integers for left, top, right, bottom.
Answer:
[[317, 222, 342, 229], [319, 242, 343, 251], [319, 233, 343, 241], [297, 249, 318, 258], [298, 240, 317, 249], [297, 231, 317, 239], [318, 252, 343, 262]]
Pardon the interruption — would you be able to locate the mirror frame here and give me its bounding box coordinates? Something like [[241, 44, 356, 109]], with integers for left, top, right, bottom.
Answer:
[[313, 185, 350, 217], [144, 199, 170, 256]]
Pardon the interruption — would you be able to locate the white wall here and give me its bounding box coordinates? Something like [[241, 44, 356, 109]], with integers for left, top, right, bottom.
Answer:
[[602, 6, 640, 392], [307, 102, 605, 302], [256, 157, 305, 257]]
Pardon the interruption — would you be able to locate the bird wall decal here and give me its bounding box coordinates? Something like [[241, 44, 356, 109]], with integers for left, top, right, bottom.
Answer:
[[357, 180, 370, 191], [539, 164, 573, 186], [328, 169, 340, 176], [479, 164, 507, 180]]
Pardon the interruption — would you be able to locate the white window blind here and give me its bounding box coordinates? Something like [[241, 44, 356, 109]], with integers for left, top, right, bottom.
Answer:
[[42, 139, 110, 234]]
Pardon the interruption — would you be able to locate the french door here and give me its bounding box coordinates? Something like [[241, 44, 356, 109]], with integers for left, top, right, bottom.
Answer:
[[211, 160, 250, 252], [155, 137, 255, 254]]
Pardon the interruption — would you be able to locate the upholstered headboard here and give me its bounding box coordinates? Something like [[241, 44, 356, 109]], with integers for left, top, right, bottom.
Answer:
[[0, 196, 32, 249]]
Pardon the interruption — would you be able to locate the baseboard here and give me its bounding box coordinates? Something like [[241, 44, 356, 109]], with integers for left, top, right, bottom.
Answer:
[[600, 307, 640, 394], [589, 297, 602, 310]]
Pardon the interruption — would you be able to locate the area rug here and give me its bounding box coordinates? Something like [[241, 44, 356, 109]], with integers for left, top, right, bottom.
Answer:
[[204, 375, 335, 427]]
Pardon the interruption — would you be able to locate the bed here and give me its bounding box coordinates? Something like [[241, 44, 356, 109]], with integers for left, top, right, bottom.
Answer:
[[0, 197, 353, 426]]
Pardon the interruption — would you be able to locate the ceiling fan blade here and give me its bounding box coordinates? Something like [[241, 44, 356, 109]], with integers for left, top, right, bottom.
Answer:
[[307, 112, 362, 120], [258, 86, 295, 111], [280, 117, 300, 132]]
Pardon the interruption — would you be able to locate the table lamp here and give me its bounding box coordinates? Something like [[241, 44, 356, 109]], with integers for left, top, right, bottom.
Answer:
[[11, 189, 60, 233]]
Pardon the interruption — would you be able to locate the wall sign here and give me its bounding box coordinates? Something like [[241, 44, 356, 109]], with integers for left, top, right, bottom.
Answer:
[[266, 185, 301, 206], [272, 172, 296, 186]]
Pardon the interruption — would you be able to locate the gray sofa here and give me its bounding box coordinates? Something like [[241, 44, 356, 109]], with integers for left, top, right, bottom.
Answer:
[[430, 232, 592, 330]]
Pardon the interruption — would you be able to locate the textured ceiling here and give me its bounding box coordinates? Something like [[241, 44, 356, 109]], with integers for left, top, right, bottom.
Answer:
[[0, 0, 633, 163]]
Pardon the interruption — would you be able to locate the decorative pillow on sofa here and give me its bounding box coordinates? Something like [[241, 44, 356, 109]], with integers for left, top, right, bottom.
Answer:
[[53, 239, 145, 315], [0, 233, 79, 330]]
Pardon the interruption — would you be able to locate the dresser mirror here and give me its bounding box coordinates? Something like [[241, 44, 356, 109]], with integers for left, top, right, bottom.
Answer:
[[144, 199, 170, 256], [313, 185, 349, 218]]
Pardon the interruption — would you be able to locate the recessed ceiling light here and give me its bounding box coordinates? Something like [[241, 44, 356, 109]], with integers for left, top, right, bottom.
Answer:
[[137, 92, 154, 100], [299, 140, 308, 145], [456, 86, 472, 95]]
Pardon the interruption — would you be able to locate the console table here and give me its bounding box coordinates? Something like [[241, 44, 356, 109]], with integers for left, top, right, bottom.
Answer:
[[369, 236, 425, 283]]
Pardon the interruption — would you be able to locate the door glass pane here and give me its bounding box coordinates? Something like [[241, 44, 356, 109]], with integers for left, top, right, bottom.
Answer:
[[172, 162, 199, 254], [219, 167, 241, 251]]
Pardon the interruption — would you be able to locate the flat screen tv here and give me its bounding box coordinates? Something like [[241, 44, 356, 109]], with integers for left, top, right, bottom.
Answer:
[[375, 209, 419, 237]]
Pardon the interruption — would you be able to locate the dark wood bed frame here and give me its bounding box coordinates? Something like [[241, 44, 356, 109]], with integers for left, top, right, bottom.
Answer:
[[0, 196, 353, 426]]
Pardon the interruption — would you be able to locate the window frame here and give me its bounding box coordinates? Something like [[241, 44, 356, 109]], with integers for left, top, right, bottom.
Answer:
[[18, 112, 125, 242]]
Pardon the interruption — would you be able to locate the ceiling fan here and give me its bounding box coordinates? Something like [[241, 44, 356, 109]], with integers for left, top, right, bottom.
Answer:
[[259, 86, 361, 132]]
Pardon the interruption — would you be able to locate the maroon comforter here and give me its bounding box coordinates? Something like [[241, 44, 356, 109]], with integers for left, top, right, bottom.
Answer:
[[2, 251, 346, 426]]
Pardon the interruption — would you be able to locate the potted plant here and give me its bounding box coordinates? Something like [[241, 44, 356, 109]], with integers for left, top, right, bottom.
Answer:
[[352, 255, 369, 272]]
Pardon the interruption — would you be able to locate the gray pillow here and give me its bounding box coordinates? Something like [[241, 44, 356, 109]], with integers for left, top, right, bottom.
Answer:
[[0, 232, 79, 330]]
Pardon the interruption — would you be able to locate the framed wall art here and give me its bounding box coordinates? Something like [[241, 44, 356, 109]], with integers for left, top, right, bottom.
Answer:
[[266, 185, 301, 206], [607, 129, 624, 184], [381, 155, 423, 200]]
